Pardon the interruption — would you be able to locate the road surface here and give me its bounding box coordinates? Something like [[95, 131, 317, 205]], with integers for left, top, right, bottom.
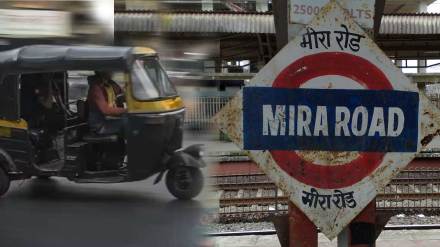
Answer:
[[0, 176, 206, 247]]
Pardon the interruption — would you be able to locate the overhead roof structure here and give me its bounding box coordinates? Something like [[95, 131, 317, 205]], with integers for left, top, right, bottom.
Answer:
[[115, 0, 440, 61], [115, 11, 275, 34], [116, 0, 436, 13], [381, 13, 440, 35], [115, 11, 440, 36]]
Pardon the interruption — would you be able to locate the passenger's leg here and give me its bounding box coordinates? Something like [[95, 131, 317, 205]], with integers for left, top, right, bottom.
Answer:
[[97, 119, 123, 135]]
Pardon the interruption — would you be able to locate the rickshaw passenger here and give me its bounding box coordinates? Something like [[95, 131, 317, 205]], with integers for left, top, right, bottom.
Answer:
[[21, 74, 53, 128], [87, 75, 126, 135], [21, 74, 61, 163]]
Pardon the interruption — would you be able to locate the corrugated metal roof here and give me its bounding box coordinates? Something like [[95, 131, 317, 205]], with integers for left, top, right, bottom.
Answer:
[[115, 11, 440, 35], [115, 12, 275, 33], [380, 14, 440, 35]]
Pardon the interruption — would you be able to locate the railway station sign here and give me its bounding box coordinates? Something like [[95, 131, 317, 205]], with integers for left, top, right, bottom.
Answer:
[[215, 1, 440, 240]]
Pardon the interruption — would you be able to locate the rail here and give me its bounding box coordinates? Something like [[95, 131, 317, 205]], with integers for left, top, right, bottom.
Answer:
[[211, 168, 440, 222]]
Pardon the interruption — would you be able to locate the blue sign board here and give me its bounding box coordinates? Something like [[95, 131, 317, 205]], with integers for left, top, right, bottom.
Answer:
[[243, 87, 419, 152]]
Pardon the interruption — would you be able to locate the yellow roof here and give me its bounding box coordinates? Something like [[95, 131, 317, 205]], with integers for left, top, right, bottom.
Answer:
[[133, 47, 157, 56]]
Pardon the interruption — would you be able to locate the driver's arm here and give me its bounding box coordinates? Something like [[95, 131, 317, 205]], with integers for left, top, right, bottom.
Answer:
[[110, 80, 123, 95], [90, 85, 126, 116]]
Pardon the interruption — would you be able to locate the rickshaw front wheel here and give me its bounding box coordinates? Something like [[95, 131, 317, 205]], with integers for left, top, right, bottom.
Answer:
[[0, 168, 10, 197], [166, 166, 204, 200]]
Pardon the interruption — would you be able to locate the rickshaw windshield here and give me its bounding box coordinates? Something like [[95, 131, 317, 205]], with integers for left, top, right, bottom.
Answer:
[[131, 58, 177, 101]]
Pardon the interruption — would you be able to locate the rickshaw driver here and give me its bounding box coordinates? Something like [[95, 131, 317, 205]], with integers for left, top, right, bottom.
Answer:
[[97, 71, 125, 107], [87, 73, 127, 135]]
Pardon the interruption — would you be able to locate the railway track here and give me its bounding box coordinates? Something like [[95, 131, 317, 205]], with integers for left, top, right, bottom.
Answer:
[[211, 168, 440, 221], [212, 170, 440, 190], [206, 224, 440, 237]]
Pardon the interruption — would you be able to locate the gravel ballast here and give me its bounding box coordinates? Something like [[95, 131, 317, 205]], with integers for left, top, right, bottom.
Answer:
[[208, 215, 440, 233]]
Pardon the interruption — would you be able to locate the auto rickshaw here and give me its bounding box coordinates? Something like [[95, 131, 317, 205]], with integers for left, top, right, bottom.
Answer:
[[0, 45, 205, 200]]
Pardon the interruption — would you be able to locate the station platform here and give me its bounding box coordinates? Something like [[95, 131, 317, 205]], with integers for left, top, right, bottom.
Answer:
[[211, 229, 440, 247]]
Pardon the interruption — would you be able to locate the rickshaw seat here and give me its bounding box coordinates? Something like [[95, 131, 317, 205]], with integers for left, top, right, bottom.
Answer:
[[83, 133, 118, 143], [77, 100, 119, 144]]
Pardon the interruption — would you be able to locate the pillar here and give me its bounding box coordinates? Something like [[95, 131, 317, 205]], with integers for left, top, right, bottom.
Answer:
[[418, 59, 427, 74], [202, 0, 213, 11], [256, 0, 269, 12], [418, 0, 429, 12]]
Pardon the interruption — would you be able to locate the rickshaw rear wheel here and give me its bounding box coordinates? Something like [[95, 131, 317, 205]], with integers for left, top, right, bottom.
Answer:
[[166, 166, 204, 200], [0, 168, 10, 197]]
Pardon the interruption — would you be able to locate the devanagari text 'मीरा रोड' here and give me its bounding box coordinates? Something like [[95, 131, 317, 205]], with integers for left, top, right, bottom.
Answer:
[[301, 188, 357, 210], [300, 24, 365, 52]]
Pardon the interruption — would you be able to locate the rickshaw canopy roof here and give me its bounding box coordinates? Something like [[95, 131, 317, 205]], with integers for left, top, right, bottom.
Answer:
[[0, 45, 156, 74]]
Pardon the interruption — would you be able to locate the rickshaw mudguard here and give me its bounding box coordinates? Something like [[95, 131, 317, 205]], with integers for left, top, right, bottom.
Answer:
[[0, 148, 17, 173], [165, 149, 206, 170], [153, 150, 205, 184]]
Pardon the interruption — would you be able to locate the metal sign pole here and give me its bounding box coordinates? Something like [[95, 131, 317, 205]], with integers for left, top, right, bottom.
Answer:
[[355, 201, 377, 247], [289, 202, 318, 247], [337, 228, 349, 247], [344, 201, 376, 247]]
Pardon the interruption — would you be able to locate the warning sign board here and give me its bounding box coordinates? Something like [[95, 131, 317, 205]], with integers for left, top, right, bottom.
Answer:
[[215, 1, 440, 239], [287, 0, 376, 41], [289, 0, 375, 29]]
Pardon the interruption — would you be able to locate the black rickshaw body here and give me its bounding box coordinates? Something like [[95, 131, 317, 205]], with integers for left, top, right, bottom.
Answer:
[[0, 45, 205, 199], [125, 110, 184, 180]]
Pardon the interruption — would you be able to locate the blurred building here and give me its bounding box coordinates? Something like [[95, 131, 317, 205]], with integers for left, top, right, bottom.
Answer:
[[115, 0, 271, 12], [0, 0, 113, 50]]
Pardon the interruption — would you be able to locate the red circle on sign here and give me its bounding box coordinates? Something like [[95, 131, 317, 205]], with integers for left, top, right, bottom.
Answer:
[[271, 52, 393, 189]]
